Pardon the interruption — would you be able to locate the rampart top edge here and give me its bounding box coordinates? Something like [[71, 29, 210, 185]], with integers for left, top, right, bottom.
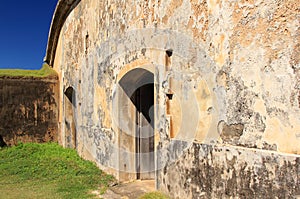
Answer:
[[44, 0, 81, 67]]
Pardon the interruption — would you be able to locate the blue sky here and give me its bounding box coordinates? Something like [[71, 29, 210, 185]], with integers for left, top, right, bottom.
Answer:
[[0, 0, 58, 69]]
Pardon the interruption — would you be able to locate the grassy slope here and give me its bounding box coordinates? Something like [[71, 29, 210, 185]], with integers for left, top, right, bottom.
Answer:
[[139, 192, 170, 199], [0, 64, 57, 77], [0, 143, 115, 199]]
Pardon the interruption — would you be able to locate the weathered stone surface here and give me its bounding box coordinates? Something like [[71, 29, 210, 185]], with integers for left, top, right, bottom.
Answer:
[[159, 143, 300, 199], [45, 0, 81, 66], [0, 76, 59, 146], [45, 0, 300, 197], [218, 121, 244, 144], [47, 0, 300, 154]]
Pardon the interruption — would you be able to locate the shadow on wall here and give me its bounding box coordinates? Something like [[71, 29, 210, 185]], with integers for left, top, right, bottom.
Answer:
[[64, 86, 76, 105], [0, 135, 7, 147]]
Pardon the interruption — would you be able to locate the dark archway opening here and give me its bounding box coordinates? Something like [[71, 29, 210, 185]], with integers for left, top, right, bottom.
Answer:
[[64, 86, 76, 149], [64, 87, 76, 105], [119, 68, 155, 180], [0, 135, 7, 147], [130, 83, 154, 128]]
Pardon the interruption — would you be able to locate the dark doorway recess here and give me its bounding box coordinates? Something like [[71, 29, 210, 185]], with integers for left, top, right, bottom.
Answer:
[[119, 68, 155, 180], [64, 86, 75, 105], [0, 135, 7, 147], [64, 86, 76, 149]]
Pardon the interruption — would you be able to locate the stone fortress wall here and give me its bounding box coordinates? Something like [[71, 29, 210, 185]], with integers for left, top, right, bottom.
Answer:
[[12, 0, 300, 197], [0, 76, 59, 146]]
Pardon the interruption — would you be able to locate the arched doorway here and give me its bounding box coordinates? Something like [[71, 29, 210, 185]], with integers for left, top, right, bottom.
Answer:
[[117, 68, 155, 181], [64, 86, 76, 149]]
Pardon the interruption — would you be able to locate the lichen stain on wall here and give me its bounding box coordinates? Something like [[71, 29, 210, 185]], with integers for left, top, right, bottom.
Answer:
[[49, 0, 300, 196], [52, 0, 300, 154], [187, 0, 209, 42], [160, 143, 300, 198], [229, 0, 299, 69]]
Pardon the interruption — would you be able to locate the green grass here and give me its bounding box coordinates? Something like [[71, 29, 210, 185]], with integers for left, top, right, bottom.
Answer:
[[0, 142, 115, 199], [139, 192, 170, 199], [0, 64, 57, 77]]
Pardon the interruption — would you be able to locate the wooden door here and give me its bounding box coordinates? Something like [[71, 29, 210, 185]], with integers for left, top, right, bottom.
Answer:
[[135, 84, 155, 180]]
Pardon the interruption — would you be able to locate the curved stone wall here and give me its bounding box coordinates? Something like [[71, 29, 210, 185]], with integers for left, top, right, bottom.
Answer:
[[46, 0, 300, 197]]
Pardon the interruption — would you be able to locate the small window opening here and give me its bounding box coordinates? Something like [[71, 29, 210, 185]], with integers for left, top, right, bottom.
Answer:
[[64, 87, 76, 106], [166, 93, 173, 100], [166, 49, 173, 57]]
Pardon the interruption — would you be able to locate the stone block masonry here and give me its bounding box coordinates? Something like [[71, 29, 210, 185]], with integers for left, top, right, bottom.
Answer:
[[0, 76, 59, 146]]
